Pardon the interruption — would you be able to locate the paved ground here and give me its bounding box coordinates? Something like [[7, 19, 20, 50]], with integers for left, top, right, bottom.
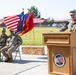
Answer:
[[0, 54, 48, 75]]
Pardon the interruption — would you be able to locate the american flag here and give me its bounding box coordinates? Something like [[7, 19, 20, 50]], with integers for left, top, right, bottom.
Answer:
[[4, 15, 20, 32], [3, 11, 24, 32]]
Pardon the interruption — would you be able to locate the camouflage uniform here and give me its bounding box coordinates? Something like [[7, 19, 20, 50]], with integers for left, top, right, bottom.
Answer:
[[58, 20, 76, 32], [1, 33, 22, 62], [59, 9, 76, 32], [0, 29, 8, 59]]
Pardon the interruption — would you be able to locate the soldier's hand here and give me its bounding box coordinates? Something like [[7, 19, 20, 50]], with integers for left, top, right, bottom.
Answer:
[[16, 45, 18, 47]]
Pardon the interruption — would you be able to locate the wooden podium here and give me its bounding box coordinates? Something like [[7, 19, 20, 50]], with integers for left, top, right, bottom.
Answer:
[[42, 32, 76, 75]]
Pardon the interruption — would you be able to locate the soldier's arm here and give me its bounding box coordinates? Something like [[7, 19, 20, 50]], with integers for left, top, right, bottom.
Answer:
[[17, 36, 23, 46], [58, 22, 69, 32], [0, 35, 2, 43], [0, 39, 6, 47], [0, 35, 8, 47]]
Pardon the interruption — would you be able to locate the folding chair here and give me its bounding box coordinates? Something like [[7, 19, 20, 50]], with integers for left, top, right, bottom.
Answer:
[[1, 46, 21, 61], [13, 47, 21, 60]]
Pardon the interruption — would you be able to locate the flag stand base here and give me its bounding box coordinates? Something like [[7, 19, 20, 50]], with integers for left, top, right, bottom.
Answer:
[[22, 46, 45, 55]]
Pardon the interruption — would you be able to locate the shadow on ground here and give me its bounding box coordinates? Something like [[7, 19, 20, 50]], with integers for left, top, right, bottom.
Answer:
[[37, 54, 48, 60], [12, 59, 47, 64]]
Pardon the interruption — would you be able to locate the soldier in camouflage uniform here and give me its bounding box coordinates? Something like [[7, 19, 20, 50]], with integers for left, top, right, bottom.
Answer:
[[58, 9, 76, 32], [1, 28, 22, 62], [0, 28, 8, 61]]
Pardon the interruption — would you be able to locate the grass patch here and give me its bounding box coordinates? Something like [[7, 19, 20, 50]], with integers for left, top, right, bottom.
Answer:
[[21, 27, 60, 46]]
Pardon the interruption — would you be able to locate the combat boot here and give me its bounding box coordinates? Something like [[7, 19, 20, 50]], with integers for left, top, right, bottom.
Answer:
[[4, 58, 10, 62], [0, 57, 2, 62], [8, 58, 12, 62]]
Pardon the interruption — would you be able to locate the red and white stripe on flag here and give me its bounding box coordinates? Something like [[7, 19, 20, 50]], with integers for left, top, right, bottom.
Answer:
[[4, 15, 20, 32]]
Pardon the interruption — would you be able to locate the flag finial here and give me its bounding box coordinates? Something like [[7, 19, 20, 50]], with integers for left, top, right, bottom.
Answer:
[[22, 8, 24, 11]]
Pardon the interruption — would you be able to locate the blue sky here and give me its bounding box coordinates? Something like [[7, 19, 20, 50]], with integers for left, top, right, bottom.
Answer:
[[0, 0, 76, 20]]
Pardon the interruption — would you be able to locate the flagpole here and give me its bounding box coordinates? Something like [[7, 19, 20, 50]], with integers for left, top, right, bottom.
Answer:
[[29, 31, 32, 46], [33, 27, 35, 46]]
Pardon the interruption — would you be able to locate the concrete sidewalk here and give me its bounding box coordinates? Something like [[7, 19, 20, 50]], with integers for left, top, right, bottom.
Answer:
[[0, 54, 48, 75]]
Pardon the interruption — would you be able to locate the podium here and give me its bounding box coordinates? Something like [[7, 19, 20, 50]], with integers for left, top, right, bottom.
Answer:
[[42, 32, 76, 75]]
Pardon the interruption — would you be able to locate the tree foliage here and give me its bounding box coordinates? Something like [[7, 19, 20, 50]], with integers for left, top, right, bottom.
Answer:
[[27, 6, 41, 18], [47, 17, 54, 26]]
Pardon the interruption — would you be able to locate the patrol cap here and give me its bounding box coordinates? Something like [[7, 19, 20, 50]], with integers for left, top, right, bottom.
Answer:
[[2, 28, 6, 32], [69, 9, 76, 16], [9, 28, 14, 32]]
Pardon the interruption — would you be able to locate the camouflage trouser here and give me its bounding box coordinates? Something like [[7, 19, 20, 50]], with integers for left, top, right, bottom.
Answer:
[[0, 46, 3, 58], [1, 45, 17, 59], [1, 46, 9, 59]]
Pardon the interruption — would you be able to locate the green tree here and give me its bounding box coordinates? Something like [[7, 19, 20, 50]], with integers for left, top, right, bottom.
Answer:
[[47, 17, 54, 26], [27, 6, 41, 18]]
